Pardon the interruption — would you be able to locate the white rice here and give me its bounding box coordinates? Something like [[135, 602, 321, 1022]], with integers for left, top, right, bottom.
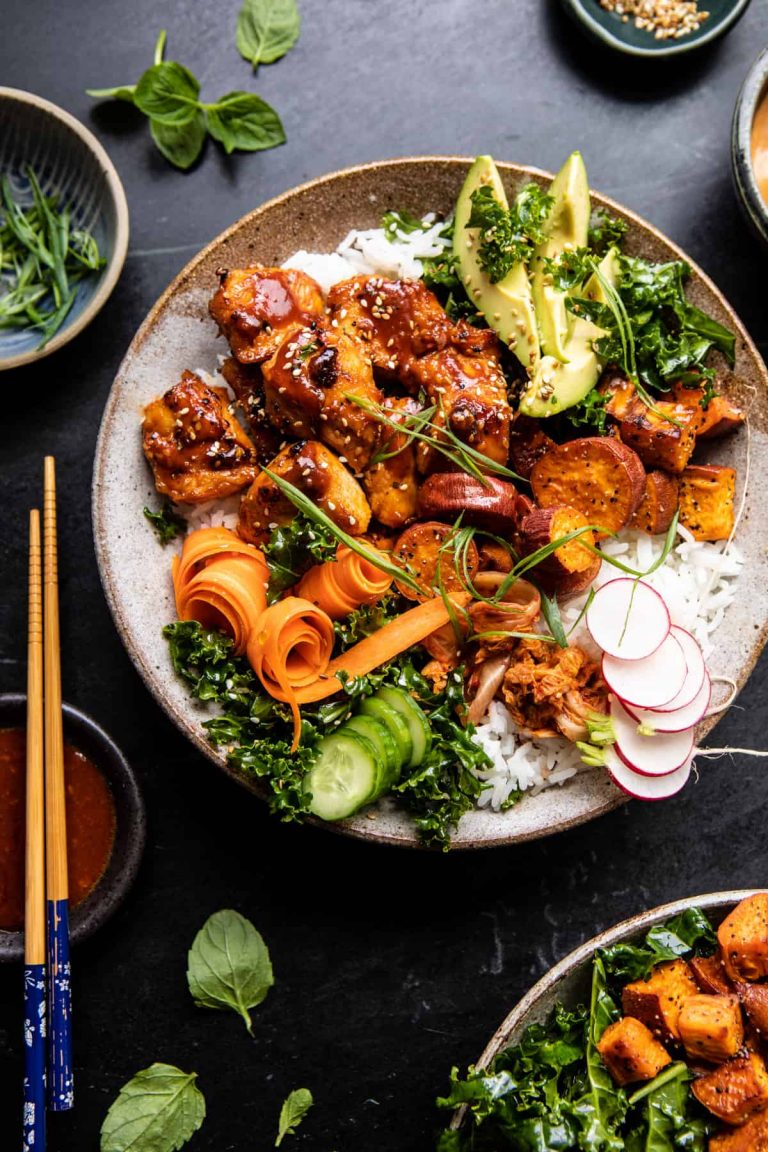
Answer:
[[177, 218, 745, 814]]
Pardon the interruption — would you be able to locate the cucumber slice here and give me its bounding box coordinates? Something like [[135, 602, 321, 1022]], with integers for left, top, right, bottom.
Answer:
[[359, 696, 413, 771], [306, 730, 381, 821], [372, 686, 432, 767], [346, 715, 400, 791]]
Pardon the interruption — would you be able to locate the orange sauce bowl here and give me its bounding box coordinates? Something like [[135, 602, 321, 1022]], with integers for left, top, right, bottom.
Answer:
[[0, 694, 146, 962], [732, 47, 768, 247]]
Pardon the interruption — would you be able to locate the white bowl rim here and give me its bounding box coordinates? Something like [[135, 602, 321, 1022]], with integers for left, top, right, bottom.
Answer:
[[0, 86, 130, 371]]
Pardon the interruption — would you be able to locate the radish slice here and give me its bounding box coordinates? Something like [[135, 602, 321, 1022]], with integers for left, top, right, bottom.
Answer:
[[610, 699, 695, 776], [651, 627, 706, 712], [602, 632, 687, 709], [606, 750, 692, 801], [586, 579, 670, 660], [622, 673, 712, 734]]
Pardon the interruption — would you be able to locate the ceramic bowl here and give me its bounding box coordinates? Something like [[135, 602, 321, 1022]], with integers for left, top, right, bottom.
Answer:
[[449, 889, 764, 1134], [562, 0, 752, 58], [0, 694, 146, 962], [93, 157, 768, 850], [0, 87, 129, 371], [732, 47, 768, 246]]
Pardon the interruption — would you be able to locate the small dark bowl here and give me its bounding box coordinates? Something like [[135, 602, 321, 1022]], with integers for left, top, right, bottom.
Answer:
[[562, 0, 752, 58], [0, 694, 146, 962], [732, 47, 768, 245]]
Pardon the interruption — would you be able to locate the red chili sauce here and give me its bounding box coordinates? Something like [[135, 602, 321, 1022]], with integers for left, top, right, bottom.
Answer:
[[0, 728, 116, 930]]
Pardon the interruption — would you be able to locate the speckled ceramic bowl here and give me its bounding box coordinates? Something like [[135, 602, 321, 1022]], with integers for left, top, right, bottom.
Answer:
[[732, 48, 768, 246], [448, 889, 764, 1134], [562, 0, 752, 58], [0, 88, 129, 371], [92, 157, 768, 850], [0, 694, 146, 962]]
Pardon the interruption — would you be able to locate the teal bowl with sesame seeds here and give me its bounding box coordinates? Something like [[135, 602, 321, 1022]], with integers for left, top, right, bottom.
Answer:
[[561, 0, 752, 58], [0, 88, 129, 371]]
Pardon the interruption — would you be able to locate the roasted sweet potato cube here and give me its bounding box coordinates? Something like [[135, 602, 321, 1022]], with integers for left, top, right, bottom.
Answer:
[[672, 383, 745, 440], [709, 1110, 768, 1152], [597, 1017, 672, 1086], [628, 470, 679, 535], [613, 397, 697, 474], [692, 1052, 768, 1125], [691, 954, 733, 996], [718, 895, 768, 982], [678, 994, 744, 1063], [736, 983, 768, 1038], [622, 958, 699, 1042], [678, 465, 736, 542]]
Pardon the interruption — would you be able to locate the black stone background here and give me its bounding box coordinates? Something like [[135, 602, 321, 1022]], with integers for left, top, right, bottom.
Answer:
[[1, 1, 767, 1147]]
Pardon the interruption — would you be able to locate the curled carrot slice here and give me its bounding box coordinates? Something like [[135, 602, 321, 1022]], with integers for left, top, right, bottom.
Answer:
[[173, 527, 268, 655], [296, 544, 393, 619], [247, 597, 335, 750], [293, 592, 471, 705]]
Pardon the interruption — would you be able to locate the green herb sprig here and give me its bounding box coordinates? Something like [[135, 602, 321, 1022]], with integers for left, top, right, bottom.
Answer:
[[275, 1089, 313, 1146], [187, 909, 274, 1034], [0, 169, 105, 347], [237, 0, 300, 71], [87, 29, 287, 169], [143, 500, 186, 545], [467, 182, 553, 283], [100, 1064, 205, 1152]]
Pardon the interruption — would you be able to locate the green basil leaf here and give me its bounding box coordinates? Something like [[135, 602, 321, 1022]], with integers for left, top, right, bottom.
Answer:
[[187, 909, 273, 1032], [86, 84, 137, 103], [150, 112, 207, 170], [275, 1088, 313, 1146], [236, 0, 301, 70], [135, 62, 200, 125], [100, 1063, 205, 1152], [207, 92, 285, 154]]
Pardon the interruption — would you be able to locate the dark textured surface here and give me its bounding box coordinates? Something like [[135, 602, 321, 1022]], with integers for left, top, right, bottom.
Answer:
[[1, 1, 767, 1147]]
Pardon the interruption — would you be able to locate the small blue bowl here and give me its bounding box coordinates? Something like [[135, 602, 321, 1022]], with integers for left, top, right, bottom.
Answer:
[[732, 47, 768, 246], [561, 0, 752, 58], [0, 87, 129, 371]]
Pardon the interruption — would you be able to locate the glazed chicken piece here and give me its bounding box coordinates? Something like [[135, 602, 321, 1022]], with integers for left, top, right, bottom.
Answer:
[[219, 357, 281, 463], [209, 266, 324, 365], [409, 347, 510, 470], [238, 440, 371, 545], [142, 370, 258, 503], [260, 323, 383, 472], [327, 276, 511, 469], [362, 396, 421, 528], [327, 275, 495, 386], [500, 637, 607, 740]]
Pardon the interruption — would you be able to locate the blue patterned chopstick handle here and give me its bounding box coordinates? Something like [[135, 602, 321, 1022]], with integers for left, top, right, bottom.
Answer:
[[47, 899, 73, 1110], [23, 963, 46, 1151]]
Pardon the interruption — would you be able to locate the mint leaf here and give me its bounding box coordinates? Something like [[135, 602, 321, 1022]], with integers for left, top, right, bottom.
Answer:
[[86, 84, 136, 103], [100, 1064, 205, 1152], [134, 61, 200, 125], [237, 0, 301, 70], [150, 112, 207, 170], [276, 1089, 313, 1146], [187, 909, 273, 1032], [207, 92, 285, 154]]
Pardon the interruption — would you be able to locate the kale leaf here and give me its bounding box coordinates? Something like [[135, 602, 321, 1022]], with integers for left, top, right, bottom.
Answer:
[[262, 512, 338, 600], [542, 246, 594, 292], [571, 254, 736, 394], [467, 183, 553, 283], [563, 386, 609, 434], [143, 500, 186, 545], [625, 1064, 711, 1152], [600, 907, 717, 985], [588, 209, 628, 256]]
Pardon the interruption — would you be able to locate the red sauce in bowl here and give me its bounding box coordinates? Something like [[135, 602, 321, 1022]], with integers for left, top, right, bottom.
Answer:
[[0, 728, 117, 930]]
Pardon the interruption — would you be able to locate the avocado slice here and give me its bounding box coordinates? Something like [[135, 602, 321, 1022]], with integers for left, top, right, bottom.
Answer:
[[453, 155, 540, 373], [519, 246, 620, 419], [531, 152, 590, 363]]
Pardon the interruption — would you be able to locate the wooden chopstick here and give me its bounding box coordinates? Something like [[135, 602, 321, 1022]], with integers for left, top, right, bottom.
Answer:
[[23, 510, 46, 1152], [43, 457, 73, 1112]]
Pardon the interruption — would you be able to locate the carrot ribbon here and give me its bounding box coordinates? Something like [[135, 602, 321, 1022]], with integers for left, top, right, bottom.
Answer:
[[173, 527, 269, 656], [247, 597, 335, 750], [296, 544, 393, 619]]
